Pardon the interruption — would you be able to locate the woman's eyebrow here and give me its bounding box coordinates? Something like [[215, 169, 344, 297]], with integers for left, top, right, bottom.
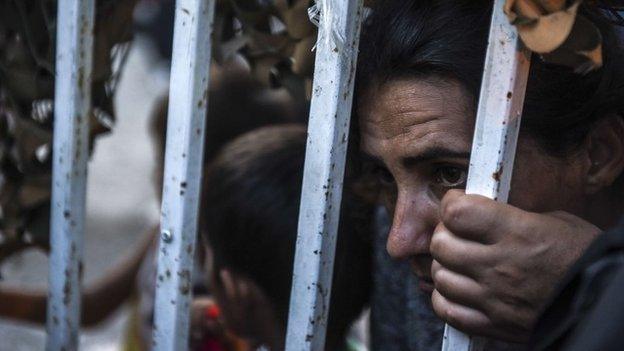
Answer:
[[402, 147, 470, 167]]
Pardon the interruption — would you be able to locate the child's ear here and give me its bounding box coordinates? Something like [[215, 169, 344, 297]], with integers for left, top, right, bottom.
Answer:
[[213, 269, 280, 346], [584, 115, 624, 194], [219, 269, 239, 301], [217, 269, 269, 306], [203, 245, 215, 285]]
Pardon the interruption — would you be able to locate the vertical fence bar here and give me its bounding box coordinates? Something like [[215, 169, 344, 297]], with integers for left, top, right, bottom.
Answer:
[[441, 0, 531, 350], [151, 0, 215, 350], [46, 1, 95, 350], [285, 1, 364, 350]]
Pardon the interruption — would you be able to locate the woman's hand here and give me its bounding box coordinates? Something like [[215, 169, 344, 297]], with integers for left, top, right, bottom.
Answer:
[[430, 190, 601, 342]]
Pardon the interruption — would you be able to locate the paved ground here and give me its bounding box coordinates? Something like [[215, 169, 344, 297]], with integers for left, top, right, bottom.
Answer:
[[0, 37, 168, 351]]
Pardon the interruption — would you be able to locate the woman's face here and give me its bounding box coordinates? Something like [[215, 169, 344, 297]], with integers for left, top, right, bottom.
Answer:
[[358, 78, 588, 292]]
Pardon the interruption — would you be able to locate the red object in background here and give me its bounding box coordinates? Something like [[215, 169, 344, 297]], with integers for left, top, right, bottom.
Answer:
[[198, 303, 226, 351], [200, 338, 227, 351], [194, 301, 250, 351], [206, 304, 221, 320]]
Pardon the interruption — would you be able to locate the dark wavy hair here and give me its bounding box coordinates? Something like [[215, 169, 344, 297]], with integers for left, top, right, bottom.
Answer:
[[356, 0, 624, 158]]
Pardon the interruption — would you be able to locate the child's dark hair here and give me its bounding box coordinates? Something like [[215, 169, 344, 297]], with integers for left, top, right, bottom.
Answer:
[[357, 0, 624, 158], [151, 71, 306, 165], [201, 125, 372, 345]]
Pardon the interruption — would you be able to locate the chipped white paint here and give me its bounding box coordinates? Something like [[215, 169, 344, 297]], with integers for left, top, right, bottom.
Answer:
[[151, 1, 215, 350], [442, 0, 531, 350], [47, 1, 95, 350], [285, 1, 364, 350]]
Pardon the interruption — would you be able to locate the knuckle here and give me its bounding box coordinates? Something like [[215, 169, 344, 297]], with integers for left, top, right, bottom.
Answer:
[[429, 231, 446, 256], [433, 270, 455, 297], [431, 291, 443, 314], [443, 305, 469, 332], [433, 292, 463, 329], [442, 195, 470, 226], [441, 189, 463, 207], [434, 221, 446, 234], [433, 297, 454, 324], [432, 265, 444, 284]]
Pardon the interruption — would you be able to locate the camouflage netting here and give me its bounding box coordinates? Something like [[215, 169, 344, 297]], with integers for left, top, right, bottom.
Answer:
[[0, 0, 137, 262], [213, 0, 375, 101], [505, 0, 606, 73], [0, 0, 329, 263], [216, 0, 624, 98]]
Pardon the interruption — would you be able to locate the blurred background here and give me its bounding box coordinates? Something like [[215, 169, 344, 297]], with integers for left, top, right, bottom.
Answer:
[[0, 2, 173, 349], [0, 1, 370, 349]]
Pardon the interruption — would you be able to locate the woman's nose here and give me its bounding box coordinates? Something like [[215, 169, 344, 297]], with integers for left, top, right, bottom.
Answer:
[[386, 190, 436, 259]]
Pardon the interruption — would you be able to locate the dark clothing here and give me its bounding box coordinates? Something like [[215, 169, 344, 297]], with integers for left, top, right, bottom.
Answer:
[[561, 266, 624, 351], [531, 220, 624, 351], [370, 207, 446, 351]]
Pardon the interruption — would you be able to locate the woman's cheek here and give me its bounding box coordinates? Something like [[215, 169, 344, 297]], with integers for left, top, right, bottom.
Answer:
[[509, 141, 582, 213]]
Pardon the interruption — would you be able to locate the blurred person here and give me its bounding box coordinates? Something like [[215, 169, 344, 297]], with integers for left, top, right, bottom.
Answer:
[[127, 64, 308, 350], [0, 227, 154, 327], [149, 61, 307, 188], [192, 125, 372, 351], [0, 63, 304, 346]]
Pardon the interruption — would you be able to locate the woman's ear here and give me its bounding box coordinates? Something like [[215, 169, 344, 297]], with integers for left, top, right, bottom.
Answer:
[[585, 115, 624, 194]]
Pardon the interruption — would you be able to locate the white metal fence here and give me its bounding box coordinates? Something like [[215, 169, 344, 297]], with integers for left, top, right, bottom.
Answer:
[[47, 1, 95, 350], [284, 1, 364, 349], [442, 0, 531, 350], [45, 0, 529, 350], [151, 1, 215, 349]]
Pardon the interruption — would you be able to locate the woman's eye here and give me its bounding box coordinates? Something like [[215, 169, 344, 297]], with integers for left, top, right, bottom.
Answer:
[[434, 166, 467, 188], [373, 166, 395, 185]]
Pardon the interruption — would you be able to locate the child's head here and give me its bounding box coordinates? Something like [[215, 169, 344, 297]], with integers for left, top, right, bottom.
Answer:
[[201, 124, 371, 350], [150, 66, 307, 198]]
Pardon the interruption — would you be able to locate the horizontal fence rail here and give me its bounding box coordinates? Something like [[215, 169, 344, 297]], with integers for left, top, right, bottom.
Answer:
[[151, 0, 216, 350], [441, 0, 532, 350], [46, 1, 95, 350], [285, 1, 365, 350]]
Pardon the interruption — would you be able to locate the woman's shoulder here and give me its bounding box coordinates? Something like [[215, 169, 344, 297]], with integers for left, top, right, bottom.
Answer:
[[531, 219, 624, 350]]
